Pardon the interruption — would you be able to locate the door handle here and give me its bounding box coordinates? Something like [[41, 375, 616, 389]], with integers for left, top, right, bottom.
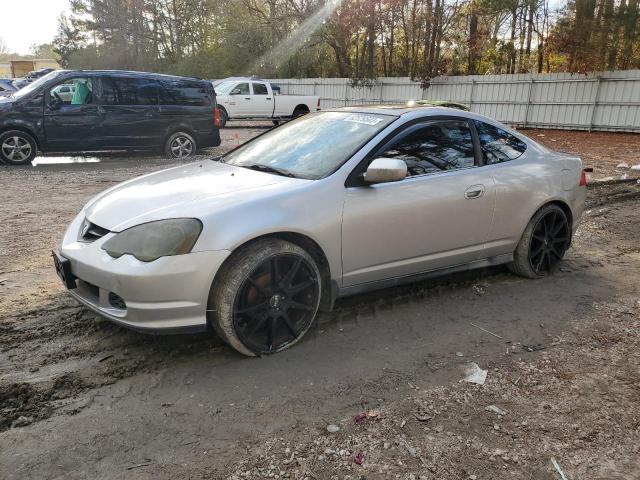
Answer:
[[266, 98, 272, 100], [244, 97, 251, 100], [464, 185, 485, 199]]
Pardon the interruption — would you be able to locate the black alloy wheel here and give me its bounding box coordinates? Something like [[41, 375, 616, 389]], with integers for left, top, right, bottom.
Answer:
[[232, 253, 320, 354], [528, 209, 570, 275]]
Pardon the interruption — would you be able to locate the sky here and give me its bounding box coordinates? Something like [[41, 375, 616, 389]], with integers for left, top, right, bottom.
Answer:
[[1, 0, 70, 55]]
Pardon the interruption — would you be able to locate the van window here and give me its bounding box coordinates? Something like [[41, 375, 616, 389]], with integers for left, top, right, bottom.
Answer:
[[102, 77, 158, 106], [159, 80, 209, 106], [48, 77, 94, 107]]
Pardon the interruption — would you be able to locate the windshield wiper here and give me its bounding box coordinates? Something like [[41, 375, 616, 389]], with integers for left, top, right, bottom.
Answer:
[[241, 163, 298, 178]]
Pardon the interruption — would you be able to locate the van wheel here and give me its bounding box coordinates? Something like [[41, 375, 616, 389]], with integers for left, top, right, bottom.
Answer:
[[208, 239, 321, 356], [164, 132, 197, 159], [0, 130, 37, 165]]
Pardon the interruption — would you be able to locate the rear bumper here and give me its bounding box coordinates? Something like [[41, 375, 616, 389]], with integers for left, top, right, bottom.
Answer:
[[197, 128, 221, 148], [59, 216, 230, 332]]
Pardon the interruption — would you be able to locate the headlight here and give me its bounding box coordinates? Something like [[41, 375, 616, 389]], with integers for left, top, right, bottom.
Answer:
[[102, 218, 203, 262]]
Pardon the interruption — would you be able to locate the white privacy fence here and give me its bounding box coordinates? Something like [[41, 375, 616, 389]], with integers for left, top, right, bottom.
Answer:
[[267, 70, 640, 132]]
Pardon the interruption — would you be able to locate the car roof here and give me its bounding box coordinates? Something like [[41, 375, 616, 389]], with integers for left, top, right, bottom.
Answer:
[[60, 69, 207, 83], [327, 103, 471, 116]]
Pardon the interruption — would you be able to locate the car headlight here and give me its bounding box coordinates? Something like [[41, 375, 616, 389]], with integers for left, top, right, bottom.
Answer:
[[102, 218, 203, 262]]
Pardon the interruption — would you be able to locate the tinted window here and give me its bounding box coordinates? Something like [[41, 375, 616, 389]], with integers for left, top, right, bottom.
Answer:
[[230, 83, 250, 95], [102, 77, 157, 106], [474, 120, 527, 164], [378, 120, 475, 177], [159, 80, 208, 106], [252, 83, 268, 95]]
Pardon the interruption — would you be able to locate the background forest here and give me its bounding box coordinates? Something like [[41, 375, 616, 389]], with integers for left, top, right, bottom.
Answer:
[[16, 0, 640, 79]]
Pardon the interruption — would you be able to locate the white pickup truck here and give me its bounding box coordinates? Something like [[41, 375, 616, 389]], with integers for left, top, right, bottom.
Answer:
[[213, 78, 319, 127]]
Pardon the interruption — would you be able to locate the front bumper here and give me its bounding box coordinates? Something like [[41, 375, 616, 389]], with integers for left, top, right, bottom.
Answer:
[[59, 214, 230, 333]]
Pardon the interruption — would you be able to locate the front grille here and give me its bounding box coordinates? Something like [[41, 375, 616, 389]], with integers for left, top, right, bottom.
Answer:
[[80, 219, 109, 242]]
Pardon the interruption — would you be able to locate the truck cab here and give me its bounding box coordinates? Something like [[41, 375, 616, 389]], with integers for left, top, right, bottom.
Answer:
[[213, 78, 319, 127]]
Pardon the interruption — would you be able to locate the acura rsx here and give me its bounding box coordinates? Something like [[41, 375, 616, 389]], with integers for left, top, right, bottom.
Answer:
[[54, 105, 587, 356]]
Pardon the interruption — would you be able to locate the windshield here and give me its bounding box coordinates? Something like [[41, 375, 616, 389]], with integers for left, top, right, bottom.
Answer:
[[221, 111, 396, 179], [10, 70, 65, 99], [214, 81, 236, 94]]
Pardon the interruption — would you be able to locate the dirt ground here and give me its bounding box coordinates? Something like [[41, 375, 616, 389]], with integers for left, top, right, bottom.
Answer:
[[1, 126, 639, 480]]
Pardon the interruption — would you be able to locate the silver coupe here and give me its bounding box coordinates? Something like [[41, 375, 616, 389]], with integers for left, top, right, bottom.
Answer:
[[55, 105, 587, 356]]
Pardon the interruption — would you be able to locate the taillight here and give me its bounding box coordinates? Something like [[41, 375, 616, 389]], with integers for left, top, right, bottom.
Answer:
[[317, 98, 320, 110], [213, 107, 220, 127], [579, 169, 587, 186]]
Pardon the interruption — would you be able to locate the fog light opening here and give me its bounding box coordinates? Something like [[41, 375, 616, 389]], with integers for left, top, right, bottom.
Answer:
[[108, 292, 127, 310]]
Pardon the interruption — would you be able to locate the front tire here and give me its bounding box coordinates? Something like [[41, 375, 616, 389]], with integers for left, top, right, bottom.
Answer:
[[218, 109, 228, 128], [509, 204, 571, 278], [209, 239, 321, 356], [0, 130, 37, 165], [164, 131, 197, 159]]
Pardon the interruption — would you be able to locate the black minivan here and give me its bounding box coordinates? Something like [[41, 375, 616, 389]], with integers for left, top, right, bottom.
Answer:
[[0, 70, 221, 165]]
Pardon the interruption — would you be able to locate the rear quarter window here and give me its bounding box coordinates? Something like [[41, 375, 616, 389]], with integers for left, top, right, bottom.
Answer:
[[159, 80, 210, 107], [474, 120, 527, 164]]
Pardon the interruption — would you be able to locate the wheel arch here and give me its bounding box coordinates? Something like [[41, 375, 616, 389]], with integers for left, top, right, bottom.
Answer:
[[0, 125, 41, 150], [211, 231, 336, 313], [292, 104, 310, 115], [537, 199, 574, 234]]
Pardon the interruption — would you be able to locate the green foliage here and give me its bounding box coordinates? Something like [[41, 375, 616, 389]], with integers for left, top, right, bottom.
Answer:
[[51, 0, 640, 79]]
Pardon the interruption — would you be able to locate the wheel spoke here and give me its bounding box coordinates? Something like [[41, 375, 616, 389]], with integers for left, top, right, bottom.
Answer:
[[552, 220, 566, 235], [281, 258, 302, 288], [280, 312, 298, 338], [267, 317, 278, 351], [550, 246, 563, 260], [288, 300, 314, 312], [552, 235, 569, 244], [530, 243, 545, 259], [245, 314, 269, 339], [287, 278, 316, 296], [236, 300, 269, 315], [534, 252, 545, 273]]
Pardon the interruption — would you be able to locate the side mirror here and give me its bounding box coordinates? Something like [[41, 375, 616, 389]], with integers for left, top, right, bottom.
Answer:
[[364, 158, 407, 184], [230, 89, 241, 95]]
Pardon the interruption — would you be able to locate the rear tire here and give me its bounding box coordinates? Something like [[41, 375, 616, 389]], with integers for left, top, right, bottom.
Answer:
[[208, 239, 321, 357], [164, 131, 197, 159], [0, 130, 37, 165], [292, 106, 309, 118], [509, 204, 571, 278]]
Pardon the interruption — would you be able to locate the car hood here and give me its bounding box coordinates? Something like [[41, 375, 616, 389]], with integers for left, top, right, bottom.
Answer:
[[85, 161, 301, 231]]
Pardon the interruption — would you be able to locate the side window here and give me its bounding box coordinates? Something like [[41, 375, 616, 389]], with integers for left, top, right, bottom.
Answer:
[[252, 82, 268, 95], [377, 120, 475, 177], [230, 83, 250, 95], [102, 77, 158, 106], [159, 80, 208, 106], [48, 77, 94, 107], [474, 120, 527, 164]]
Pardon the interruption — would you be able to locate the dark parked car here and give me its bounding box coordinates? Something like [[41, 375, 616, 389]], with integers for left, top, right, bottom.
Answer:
[[0, 70, 221, 165], [0, 79, 17, 97]]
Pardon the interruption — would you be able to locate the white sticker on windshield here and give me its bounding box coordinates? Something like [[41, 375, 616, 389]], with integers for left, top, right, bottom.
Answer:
[[343, 114, 384, 126]]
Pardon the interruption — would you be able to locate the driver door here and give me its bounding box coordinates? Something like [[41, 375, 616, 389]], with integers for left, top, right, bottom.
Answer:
[[228, 82, 252, 117], [43, 76, 104, 151], [341, 119, 495, 287]]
